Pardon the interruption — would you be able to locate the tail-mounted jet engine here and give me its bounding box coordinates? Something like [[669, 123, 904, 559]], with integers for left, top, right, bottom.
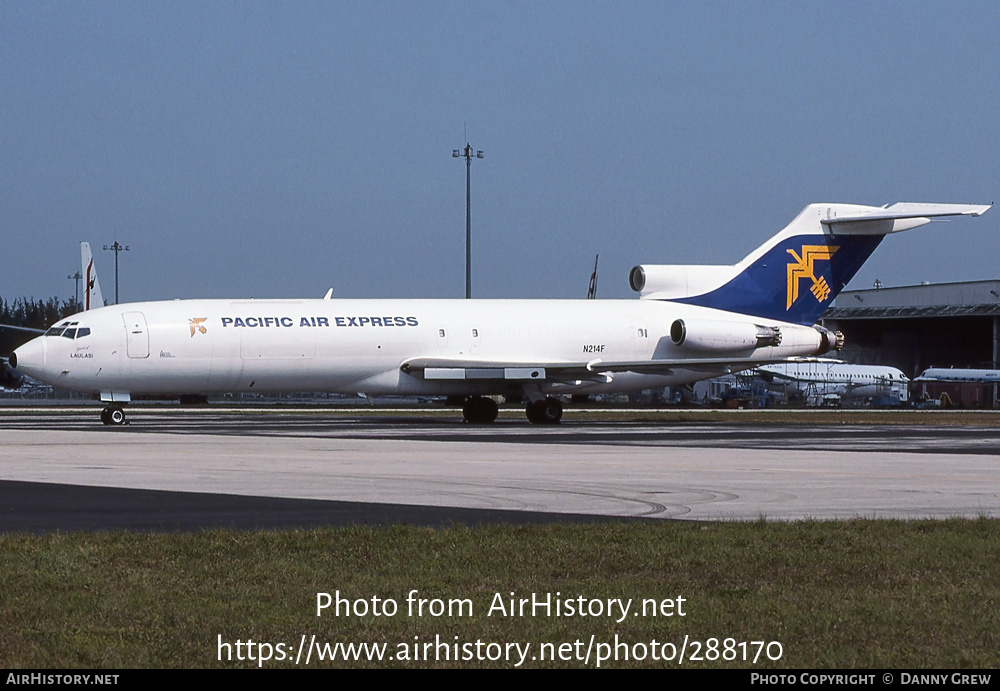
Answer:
[[629, 264, 734, 300], [669, 319, 843, 356], [669, 319, 781, 352]]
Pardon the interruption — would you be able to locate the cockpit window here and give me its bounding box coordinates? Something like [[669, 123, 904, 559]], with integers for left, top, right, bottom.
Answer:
[[45, 325, 90, 338]]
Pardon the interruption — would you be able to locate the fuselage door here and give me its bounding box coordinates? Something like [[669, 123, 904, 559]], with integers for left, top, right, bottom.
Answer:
[[123, 311, 150, 359]]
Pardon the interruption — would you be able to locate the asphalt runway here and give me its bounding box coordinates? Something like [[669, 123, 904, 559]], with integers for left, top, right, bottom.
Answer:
[[2, 408, 999, 531]]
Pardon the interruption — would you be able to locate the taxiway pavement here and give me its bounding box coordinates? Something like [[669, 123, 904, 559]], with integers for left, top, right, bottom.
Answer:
[[2, 409, 998, 531]]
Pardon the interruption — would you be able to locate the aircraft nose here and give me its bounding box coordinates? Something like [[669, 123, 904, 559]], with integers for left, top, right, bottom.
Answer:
[[12, 337, 47, 378]]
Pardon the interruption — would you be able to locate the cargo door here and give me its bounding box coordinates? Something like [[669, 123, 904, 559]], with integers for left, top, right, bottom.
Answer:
[[123, 312, 150, 359]]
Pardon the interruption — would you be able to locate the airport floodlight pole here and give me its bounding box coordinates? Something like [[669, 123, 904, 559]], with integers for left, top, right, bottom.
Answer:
[[68, 271, 82, 305], [103, 241, 130, 305], [453, 143, 484, 299]]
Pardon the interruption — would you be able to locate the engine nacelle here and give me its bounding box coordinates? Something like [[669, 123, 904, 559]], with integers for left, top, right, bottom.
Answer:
[[1, 360, 24, 390], [670, 319, 782, 352], [629, 264, 737, 300], [814, 326, 845, 355]]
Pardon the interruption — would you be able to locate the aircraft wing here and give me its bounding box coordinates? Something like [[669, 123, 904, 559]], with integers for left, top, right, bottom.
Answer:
[[400, 356, 786, 382], [752, 367, 798, 383], [754, 370, 867, 388], [0, 324, 46, 334], [753, 361, 829, 382], [401, 358, 598, 382]]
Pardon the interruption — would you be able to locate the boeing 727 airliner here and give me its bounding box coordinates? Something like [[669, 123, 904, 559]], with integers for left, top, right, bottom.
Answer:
[[11, 202, 990, 424]]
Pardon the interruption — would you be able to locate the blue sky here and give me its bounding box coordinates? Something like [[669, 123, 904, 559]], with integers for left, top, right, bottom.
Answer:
[[3, 1, 997, 304]]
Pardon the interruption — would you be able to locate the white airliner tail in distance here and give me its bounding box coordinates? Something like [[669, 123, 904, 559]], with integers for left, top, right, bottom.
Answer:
[[81, 242, 105, 310]]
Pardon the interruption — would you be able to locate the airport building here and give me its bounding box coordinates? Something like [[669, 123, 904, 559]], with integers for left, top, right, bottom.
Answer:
[[821, 279, 1000, 407]]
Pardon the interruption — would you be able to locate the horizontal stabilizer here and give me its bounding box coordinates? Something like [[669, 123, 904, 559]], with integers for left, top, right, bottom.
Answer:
[[820, 203, 991, 235], [821, 203, 991, 225]]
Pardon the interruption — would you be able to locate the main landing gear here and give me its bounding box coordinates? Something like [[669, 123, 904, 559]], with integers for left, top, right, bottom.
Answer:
[[462, 396, 499, 424], [100, 404, 128, 426], [525, 397, 562, 424], [461, 395, 563, 424]]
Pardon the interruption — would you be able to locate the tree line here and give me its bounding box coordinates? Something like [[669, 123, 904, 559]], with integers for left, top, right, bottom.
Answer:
[[0, 296, 80, 355]]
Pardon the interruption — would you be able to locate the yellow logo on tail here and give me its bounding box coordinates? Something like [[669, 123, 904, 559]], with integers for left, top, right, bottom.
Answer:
[[189, 318, 207, 337], [786, 246, 838, 310]]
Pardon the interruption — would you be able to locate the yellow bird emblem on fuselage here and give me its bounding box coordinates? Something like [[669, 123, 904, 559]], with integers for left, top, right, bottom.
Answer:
[[189, 317, 208, 337]]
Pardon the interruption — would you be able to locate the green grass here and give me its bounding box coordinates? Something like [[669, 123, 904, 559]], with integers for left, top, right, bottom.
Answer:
[[2, 519, 999, 668]]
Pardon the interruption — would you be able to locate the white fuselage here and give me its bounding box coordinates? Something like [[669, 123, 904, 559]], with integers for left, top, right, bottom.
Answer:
[[757, 362, 910, 402], [915, 368, 1000, 384], [14, 297, 830, 400]]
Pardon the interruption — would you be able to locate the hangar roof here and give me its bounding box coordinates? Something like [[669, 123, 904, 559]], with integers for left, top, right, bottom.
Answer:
[[824, 279, 1000, 320]]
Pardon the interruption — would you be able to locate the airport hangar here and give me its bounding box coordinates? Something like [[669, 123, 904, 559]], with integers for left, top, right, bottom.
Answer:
[[820, 279, 1000, 408]]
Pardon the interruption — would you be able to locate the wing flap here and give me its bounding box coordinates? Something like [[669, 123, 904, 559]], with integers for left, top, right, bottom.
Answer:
[[401, 356, 805, 381], [423, 366, 547, 381]]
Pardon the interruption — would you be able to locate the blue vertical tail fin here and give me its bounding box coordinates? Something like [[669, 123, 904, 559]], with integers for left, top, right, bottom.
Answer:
[[630, 202, 990, 325]]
